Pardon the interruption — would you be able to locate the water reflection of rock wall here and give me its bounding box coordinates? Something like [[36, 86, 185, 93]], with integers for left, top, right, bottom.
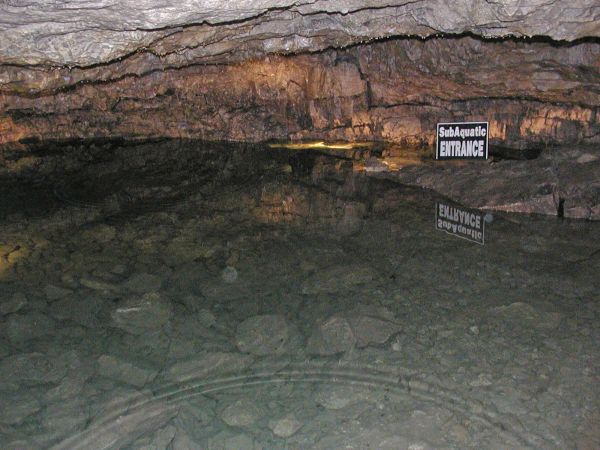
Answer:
[[1, 37, 598, 148], [0, 142, 390, 284]]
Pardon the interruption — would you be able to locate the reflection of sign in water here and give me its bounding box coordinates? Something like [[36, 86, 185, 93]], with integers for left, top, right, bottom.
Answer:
[[436, 122, 488, 160], [436, 202, 486, 245]]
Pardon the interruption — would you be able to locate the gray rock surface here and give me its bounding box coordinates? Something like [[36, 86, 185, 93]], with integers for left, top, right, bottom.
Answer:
[[377, 146, 600, 220], [235, 314, 300, 356], [0, 390, 41, 425], [302, 265, 378, 295], [41, 397, 89, 435], [0, 352, 69, 388], [6, 313, 57, 343], [0, 292, 27, 316], [307, 306, 401, 355], [97, 354, 158, 387], [111, 292, 173, 334], [307, 315, 356, 355], [219, 398, 265, 427], [49, 294, 104, 328], [166, 351, 253, 383], [45, 284, 73, 301], [0, 1, 598, 66], [268, 413, 303, 438], [78, 399, 178, 450], [130, 424, 176, 450], [123, 273, 163, 294], [208, 431, 260, 450]]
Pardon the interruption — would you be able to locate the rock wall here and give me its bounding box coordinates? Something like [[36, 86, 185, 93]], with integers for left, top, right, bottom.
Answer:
[[0, 1, 599, 221], [1, 36, 598, 148], [1, 1, 598, 67]]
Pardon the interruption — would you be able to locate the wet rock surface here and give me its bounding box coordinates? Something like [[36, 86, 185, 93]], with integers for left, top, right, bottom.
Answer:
[[235, 314, 301, 356], [111, 293, 173, 335], [0, 142, 598, 449], [369, 143, 600, 220]]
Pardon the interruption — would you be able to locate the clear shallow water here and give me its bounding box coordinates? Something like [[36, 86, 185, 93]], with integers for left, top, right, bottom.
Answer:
[[0, 140, 599, 449]]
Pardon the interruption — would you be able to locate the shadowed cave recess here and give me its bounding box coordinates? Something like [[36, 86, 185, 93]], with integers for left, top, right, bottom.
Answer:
[[1, 2, 600, 450]]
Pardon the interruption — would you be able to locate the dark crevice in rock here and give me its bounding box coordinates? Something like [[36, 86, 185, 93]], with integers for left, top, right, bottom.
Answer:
[[337, 30, 600, 48], [557, 197, 566, 218], [489, 145, 543, 161]]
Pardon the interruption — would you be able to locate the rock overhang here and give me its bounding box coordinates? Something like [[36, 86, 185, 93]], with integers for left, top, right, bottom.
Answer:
[[0, 0, 599, 67]]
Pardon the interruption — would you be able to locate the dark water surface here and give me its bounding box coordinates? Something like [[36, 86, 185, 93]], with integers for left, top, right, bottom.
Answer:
[[0, 140, 599, 449]]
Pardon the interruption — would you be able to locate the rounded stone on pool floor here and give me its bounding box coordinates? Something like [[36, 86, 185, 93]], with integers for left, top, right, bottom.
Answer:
[[111, 292, 173, 334], [306, 315, 356, 355], [221, 266, 238, 283], [220, 398, 265, 427], [268, 413, 303, 438], [235, 314, 298, 356]]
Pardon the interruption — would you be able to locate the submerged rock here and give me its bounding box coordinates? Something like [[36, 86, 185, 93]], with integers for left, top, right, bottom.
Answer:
[[41, 396, 89, 435], [6, 312, 57, 343], [82, 398, 178, 450], [221, 266, 238, 284], [97, 354, 158, 387], [308, 306, 401, 355], [307, 315, 356, 355], [346, 305, 402, 348], [170, 431, 203, 450], [301, 265, 378, 295], [0, 390, 41, 425], [123, 272, 163, 294], [219, 398, 265, 427], [81, 224, 117, 243], [45, 369, 92, 402], [235, 314, 300, 356], [490, 302, 562, 330], [174, 397, 217, 442], [130, 424, 176, 450], [49, 294, 104, 328], [45, 284, 73, 301], [111, 292, 173, 334], [166, 351, 253, 383], [315, 385, 364, 410], [79, 276, 120, 292], [0, 292, 27, 316], [268, 413, 303, 438], [0, 352, 69, 388], [208, 431, 261, 450]]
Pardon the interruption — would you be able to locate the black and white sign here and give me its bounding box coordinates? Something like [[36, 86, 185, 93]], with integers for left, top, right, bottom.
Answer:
[[436, 121, 488, 160], [436, 201, 486, 245]]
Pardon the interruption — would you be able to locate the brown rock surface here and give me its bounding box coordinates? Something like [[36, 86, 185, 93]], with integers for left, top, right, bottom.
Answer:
[[0, 37, 598, 148]]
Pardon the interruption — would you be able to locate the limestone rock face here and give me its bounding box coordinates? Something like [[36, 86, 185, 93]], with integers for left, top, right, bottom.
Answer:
[[0, 36, 598, 149], [0, 1, 598, 67]]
